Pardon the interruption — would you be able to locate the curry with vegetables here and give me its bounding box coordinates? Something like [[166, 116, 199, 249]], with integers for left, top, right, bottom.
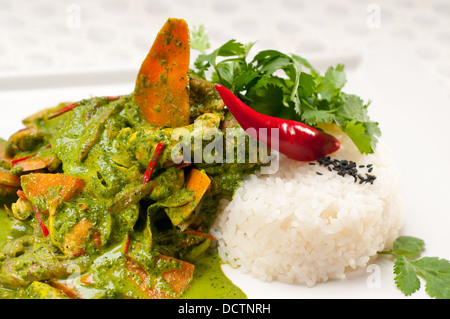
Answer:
[[0, 18, 261, 299], [0, 15, 365, 299]]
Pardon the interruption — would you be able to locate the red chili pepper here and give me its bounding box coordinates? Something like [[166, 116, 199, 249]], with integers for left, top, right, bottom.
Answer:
[[33, 207, 49, 237], [214, 84, 341, 162], [142, 142, 165, 184], [184, 229, 217, 241], [47, 102, 79, 120], [11, 153, 37, 164], [123, 233, 131, 254], [106, 95, 122, 100], [16, 189, 28, 201], [175, 162, 191, 169]]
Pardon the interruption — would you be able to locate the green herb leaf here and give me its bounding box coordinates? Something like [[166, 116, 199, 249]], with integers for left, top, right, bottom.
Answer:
[[412, 257, 450, 299], [380, 236, 450, 299], [394, 255, 421, 296], [191, 29, 381, 154], [391, 236, 425, 260], [190, 24, 210, 53], [315, 64, 346, 101], [298, 72, 315, 99], [338, 94, 368, 122], [341, 121, 373, 154], [301, 108, 335, 126]]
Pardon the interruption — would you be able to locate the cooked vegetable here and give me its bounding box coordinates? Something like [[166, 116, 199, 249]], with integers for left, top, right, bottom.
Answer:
[[6, 127, 44, 156], [61, 219, 100, 257], [143, 142, 165, 184], [134, 18, 190, 128], [21, 173, 85, 211], [34, 207, 49, 237], [46, 102, 78, 120], [0, 168, 20, 187], [11, 152, 61, 173], [25, 281, 69, 299], [125, 254, 194, 298], [11, 198, 33, 220], [0, 240, 89, 287], [165, 168, 211, 228]]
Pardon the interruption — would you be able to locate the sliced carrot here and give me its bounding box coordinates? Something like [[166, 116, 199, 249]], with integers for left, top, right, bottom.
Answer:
[[165, 168, 211, 227], [61, 219, 94, 257], [12, 152, 60, 172], [0, 141, 13, 167], [79, 273, 95, 286], [21, 173, 85, 205], [125, 254, 194, 298], [13, 157, 47, 171], [0, 168, 20, 187], [134, 18, 190, 128], [11, 153, 36, 164], [159, 255, 195, 295]]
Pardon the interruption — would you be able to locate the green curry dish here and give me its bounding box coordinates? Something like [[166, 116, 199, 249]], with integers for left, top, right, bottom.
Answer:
[[0, 76, 264, 299], [0, 18, 280, 299]]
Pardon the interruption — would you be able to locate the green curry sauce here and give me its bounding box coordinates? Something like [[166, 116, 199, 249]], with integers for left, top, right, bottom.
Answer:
[[0, 79, 259, 299], [182, 253, 246, 299]]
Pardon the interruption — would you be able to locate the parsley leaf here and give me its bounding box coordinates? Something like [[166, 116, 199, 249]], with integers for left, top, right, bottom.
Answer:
[[413, 257, 450, 299], [190, 24, 210, 53], [341, 121, 374, 154], [315, 64, 346, 101], [390, 235, 425, 260], [380, 236, 450, 299], [394, 255, 421, 296], [190, 27, 381, 154]]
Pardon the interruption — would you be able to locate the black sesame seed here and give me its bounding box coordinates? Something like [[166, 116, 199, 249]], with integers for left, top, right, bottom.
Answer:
[[315, 157, 376, 185]]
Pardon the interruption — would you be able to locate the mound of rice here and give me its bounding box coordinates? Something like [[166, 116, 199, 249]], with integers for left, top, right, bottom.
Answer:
[[210, 141, 403, 287]]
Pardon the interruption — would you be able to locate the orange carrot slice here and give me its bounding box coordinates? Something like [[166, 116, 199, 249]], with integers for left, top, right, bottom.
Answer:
[[134, 18, 190, 128], [159, 255, 195, 295], [0, 168, 20, 187], [21, 173, 85, 204], [165, 168, 211, 227], [62, 219, 97, 257], [125, 254, 194, 298]]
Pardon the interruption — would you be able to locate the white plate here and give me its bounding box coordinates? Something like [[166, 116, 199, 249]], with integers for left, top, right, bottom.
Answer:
[[0, 43, 449, 299]]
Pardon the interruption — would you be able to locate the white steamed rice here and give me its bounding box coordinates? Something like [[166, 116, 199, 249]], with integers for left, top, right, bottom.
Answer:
[[210, 141, 403, 287]]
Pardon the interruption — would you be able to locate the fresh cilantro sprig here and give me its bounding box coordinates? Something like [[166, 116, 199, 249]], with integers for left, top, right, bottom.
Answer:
[[379, 236, 450, 299], [190, 26, 380, 154], [190, 24, 210, 54]]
